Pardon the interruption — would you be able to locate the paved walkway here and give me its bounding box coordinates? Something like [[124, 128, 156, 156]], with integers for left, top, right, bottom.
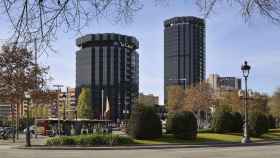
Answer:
[[1, 142, 280, 158], [0, 135, 47, 146]]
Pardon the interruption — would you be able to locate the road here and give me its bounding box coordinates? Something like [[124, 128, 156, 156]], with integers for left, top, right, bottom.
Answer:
[[0, 143, 280, 158]]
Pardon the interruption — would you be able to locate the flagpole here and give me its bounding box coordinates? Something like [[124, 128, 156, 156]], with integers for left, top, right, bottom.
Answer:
[[101, 89, 104, 120]]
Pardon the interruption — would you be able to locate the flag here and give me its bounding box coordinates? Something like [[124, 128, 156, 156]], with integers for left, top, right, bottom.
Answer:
[[104, 97, 110, 119]]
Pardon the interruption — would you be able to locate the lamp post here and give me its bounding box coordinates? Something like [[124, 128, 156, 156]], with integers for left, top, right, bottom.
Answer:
[[122, 109, 130, 128], [241, 61, 251, 144], [24, 91, 31, 147], [61, 94, 66, 135]]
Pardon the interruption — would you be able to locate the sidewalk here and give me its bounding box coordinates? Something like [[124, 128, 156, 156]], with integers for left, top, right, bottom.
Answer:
[[0, 135, 47, 146], [14, 140, 280, 150]]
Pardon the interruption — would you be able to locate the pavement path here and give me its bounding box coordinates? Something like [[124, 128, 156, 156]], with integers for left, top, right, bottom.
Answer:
[[1, 142, 280, 158]]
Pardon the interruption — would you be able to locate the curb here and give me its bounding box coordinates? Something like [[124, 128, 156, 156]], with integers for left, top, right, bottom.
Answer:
[[13, 141, 280, 150]]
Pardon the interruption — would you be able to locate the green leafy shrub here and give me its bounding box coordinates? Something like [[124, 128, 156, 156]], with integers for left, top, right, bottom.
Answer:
[[45, 137, 62, 146], [111, 135, 134, 145], [166, 112, 176, 134], [168, 111, 197, 140], [231, 112, 243, 132], [45, 134, 134, 146], [76, 135, 107, 146], [128, 105, 162, 139], [211, 109, 233, 133], [268, 115, 276, 129], [249, 112, 269, 137]]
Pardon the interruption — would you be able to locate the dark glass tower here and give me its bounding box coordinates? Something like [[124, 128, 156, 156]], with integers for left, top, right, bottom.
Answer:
[[164, 16, 206, 102], [76, 33, 139, 120]]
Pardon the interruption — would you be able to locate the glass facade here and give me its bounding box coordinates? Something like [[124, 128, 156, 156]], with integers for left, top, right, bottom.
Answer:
[[164, 16, 206, 102], [76, 33, 139, 120]]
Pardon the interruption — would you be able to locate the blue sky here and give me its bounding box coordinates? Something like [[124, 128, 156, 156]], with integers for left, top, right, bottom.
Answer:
[[1, 1, 280, 104]]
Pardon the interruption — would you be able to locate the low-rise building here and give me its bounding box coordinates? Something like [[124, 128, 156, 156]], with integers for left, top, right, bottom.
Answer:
[[207, 74, 241, 91], [0, 103, 11, 118], [49, 87, 77, 119], [138, 93, 159, 106]]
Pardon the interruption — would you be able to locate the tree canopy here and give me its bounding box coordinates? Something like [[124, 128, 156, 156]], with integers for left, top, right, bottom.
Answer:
[[0, 45, 49, 106], [77, 87, 93, 119], [1, 0, 280, 53]]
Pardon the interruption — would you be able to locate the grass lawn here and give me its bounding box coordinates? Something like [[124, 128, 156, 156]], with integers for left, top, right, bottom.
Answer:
[[260, 129, 280, 140], [134, 129, 280, 145]]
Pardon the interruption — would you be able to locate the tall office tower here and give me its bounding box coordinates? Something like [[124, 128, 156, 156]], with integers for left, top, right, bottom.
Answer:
[[76, 33, 139, 120], [164, 16, 206, 102]]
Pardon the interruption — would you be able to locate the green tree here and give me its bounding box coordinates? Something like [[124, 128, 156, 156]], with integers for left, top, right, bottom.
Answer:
[[77, 88, 93, 119]]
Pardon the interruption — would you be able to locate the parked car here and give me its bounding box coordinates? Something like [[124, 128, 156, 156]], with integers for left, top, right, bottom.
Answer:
[[23, 125, 36, 134], [0, 127, 14, 139]]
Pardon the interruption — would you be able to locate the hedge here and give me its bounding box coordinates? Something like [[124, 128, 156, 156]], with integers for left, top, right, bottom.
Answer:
[[231, 112, 243, 132], [128, 105, 162, 139], [167, 111, 197, 140], [268, 115, 276, 129], [211, 110, 234, 133], [249, 112, 269, 137], [45, 134, 134, 146]]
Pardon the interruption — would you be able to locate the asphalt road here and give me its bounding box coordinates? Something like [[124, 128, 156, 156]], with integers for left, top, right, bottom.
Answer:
[[1, 143, 280, 158]]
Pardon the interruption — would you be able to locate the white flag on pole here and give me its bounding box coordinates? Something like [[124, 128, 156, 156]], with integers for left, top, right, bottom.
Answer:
[[104, 97, 110, 118]]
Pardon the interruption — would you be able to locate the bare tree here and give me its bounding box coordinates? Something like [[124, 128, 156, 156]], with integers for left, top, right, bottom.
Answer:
[[249, 92, 269, 114], [0, 0, 143, 54], [166, 85, 186, 113], [184, 82, 214, 128], [217, 90, 242, 113], [1, 0, 280, 55], [269, 88, 280, 118], [196, 0, 280, 23], [0, 45, 49, 115]]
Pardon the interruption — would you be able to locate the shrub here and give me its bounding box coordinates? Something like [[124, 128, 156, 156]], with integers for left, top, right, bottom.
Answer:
[[231, 112, 243, 132], [45, 134, 134, 146], [128, 105, 162, 139], [249, 112, 269, 137], [268, 115, 276, 129], [168, 111, 197, 140], [76, 134, 107, 146], [166, 112, 176, 134], [111, 135, 134, 145], [211, 109, 233, 133], [45, 137, 62, 146]]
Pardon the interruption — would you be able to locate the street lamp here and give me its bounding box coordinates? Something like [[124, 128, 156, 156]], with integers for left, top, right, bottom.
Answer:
[[123, 109, 130, 119], [24, 91, 31, 147], [241, 61, 251, 144], [122, 109, 130, 128], [61, 94, 67, 135]]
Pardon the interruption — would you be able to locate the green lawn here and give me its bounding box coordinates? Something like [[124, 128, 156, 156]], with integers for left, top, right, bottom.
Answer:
[[134, 129, 280, 145], [260, 129, 280, 140]]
